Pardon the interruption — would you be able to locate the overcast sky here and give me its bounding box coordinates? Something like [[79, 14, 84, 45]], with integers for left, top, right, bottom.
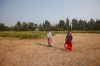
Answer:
[[0, 0, 100, 26]]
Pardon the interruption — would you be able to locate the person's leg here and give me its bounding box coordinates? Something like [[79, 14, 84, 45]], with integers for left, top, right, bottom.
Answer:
[[48, 38, 50, 45], [67, 41, 72, 51], [50, 38, 53, 46], [48, 38, 52, 47], [64, 41, 68, 50]]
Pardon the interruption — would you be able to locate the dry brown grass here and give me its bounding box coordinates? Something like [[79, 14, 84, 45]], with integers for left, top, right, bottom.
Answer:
[[0, 33, 100, 66]]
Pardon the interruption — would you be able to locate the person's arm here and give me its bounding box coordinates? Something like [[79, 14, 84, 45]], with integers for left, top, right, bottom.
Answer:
[[65, 35, 67, 41], [70, 32, 73, 40]]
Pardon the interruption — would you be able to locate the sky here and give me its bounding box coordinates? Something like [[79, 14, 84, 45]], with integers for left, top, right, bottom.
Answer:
[[0, 0, 100, 26]]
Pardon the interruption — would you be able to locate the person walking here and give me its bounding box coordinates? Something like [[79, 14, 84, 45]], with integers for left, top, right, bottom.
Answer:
[[47, 30, 53, 47], [64, 29, 73, 51]]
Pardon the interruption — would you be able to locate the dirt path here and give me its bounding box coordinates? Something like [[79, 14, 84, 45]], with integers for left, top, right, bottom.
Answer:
[[0, 33, 100, 66]]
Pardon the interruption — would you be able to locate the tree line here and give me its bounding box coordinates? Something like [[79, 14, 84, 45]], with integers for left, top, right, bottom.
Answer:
[[0, 18, 100, 31]]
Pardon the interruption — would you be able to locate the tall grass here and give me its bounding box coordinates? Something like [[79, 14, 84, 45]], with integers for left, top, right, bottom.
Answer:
[[0, 31, 46, 39], [72, 30, 100, 33], [0, 30, 99, 39]]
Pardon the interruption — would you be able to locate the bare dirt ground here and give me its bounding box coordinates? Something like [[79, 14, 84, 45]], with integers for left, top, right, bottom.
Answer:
[[0, 33, 100, 66]]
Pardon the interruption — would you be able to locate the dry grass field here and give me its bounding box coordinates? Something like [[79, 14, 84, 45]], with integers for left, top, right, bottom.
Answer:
[[0, 33, 100, 66]]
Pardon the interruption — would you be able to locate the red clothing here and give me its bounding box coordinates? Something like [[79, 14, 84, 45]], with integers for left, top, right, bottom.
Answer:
[[64, 41, 72, 51], [48, 38, 52, 44]]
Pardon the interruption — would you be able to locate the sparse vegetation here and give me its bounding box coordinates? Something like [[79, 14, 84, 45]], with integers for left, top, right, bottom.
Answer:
[[0, 31, 100, 39], [0, 33, 100, 66], [0, 31, 46, 39]]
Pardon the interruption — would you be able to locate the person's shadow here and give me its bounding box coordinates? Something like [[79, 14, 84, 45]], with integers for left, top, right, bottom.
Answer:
[[36, 43, 65, 51]]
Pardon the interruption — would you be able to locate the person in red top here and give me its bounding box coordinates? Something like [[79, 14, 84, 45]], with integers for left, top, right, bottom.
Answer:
[[64, 29, 73, 51]]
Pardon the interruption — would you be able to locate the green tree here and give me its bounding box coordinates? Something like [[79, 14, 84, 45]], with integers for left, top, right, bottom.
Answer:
[[51, 24, 59, 31], [28, 22, 34, 31], [79, 19, 88, 30], [79, 19, 86, 30], [95, 19, 100, 30], [14, 21, 21, 31], [43, 20, 51, 31], [39, 24, 44, 31], [58, 20, 65, 30], [0, 23, 5, 31], [90, 18, 95, 30], [83, 20, 88, 30], [87, 18, 95, 30], [72, 19, 79, 30], [21, 22, 29, 31], [0, 23, 10, 31], [34, 24, 37, 30], [65, 18, 70, 30]]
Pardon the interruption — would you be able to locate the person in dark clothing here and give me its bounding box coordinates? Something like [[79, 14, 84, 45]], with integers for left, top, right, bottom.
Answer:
[[64, 29, 73, 51]]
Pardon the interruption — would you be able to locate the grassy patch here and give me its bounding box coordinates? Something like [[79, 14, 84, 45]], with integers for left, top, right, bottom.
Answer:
[[0, 31, 46, 39], [72, 30, 100, 34], [53, 30, 100, 34], [0, 30, 99, 39]]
